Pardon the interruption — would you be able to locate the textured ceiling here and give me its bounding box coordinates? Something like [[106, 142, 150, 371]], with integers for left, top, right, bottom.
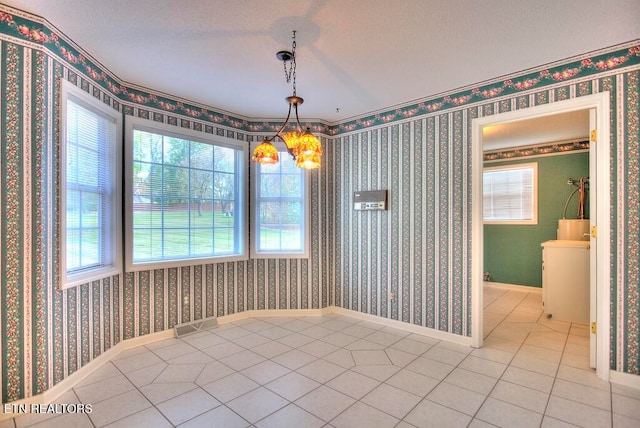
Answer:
[[3, 0, 640, 124]]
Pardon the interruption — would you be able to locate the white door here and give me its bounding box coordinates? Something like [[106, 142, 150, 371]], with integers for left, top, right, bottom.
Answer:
[[472, 93, 611, 380]]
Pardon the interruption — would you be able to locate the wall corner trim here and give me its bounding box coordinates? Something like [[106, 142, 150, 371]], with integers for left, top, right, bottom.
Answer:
[[330, 307, 473, 347], [609, 370, 640, 391], [0, 307, 331, 416], [0, 305, 470, 417], [0, 329, 175, 421], [483, 282, 543, 293]]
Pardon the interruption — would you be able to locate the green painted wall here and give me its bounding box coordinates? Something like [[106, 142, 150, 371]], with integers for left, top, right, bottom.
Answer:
[[483, 152, 590, 287]]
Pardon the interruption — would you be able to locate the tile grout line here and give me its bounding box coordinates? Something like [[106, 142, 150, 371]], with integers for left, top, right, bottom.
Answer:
[[483, 287, 612, 427], [106, 359, 175, 428], [12, 303, 615, 428], [482, 287, 531, 340], [470, 290, 550, 426], [536, 321, 568, 428], [176, 316, 367, 426], [245, 319, 428, 426], [141, 319, 317, 427], [467, 330, 531, 426], [244, 318, 376, 425], [108, 335, 253, 427]]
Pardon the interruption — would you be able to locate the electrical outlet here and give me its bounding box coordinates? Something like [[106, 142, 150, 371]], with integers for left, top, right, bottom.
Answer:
[[388, 292, 396, 301], [184, 295, 189, 305]]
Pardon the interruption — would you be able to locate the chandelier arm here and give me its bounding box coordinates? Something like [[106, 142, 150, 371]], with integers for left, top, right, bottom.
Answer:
[[273, 101, 294, 140], [293, 102, 305, 132]]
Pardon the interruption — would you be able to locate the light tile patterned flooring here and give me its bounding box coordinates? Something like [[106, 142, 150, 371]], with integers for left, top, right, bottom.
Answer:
[[5, 284, 640, 428]]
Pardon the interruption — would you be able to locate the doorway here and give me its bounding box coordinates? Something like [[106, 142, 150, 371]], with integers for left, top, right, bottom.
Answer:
[[471, 92, 611, 380]]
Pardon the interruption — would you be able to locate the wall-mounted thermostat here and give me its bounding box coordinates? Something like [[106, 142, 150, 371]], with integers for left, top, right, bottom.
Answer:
[[354, 190, 387, 211]]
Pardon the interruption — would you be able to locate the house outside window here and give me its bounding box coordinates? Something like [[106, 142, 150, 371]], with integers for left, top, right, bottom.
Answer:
[[251, 142, 309, 258], [60, 81, 122, 288], [125, 117, 247, 270]]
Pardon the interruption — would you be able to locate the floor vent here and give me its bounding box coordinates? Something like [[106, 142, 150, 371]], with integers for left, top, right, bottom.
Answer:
[[174, 316, 218, 338]]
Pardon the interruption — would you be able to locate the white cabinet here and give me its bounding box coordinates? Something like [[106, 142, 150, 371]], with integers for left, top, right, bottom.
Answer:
[[541, 240, 590, 324]]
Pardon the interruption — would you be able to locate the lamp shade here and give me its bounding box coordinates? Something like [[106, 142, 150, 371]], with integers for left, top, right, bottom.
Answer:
[[296, 128, 322, 156], [252, 140, 279, 164], [295, 151, 321, 169], [295, 129, 322, 169], [279, 131, 301, 154]]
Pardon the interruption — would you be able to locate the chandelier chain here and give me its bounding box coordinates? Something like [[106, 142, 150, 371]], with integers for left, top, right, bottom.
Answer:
[[252, 30, 321, 169], [291, 31, 297, 96], [282, 31, 297, 95]]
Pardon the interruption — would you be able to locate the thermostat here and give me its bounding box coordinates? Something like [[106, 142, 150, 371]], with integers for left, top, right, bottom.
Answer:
[[354, 190, 387, 211]]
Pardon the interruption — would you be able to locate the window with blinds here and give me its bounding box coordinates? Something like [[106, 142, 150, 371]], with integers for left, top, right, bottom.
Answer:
[[483, 163, 538, 224], [61, 81, 122, 288], [251, 144, 309, 258], [125, 118, 246, 270]]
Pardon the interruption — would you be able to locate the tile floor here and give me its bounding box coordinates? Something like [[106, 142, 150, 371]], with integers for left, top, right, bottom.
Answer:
[[4, 284, 640, 428]]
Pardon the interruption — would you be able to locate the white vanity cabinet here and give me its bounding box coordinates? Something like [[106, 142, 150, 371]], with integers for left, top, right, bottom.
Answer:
[[541, 240, 590, 324]]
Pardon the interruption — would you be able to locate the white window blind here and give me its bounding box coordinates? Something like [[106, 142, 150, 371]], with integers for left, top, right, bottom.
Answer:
[[483, 163, 537, 224], [127, 122, 246, 269], [62, 82, 121, 288], [252, 148, 308, 257]]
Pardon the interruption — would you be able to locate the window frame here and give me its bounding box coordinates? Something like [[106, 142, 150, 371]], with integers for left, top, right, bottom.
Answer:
[[124, 116, 248, 271], [250, 140, 310, 259], [60, 80, 123, 289], [483, 162, 538, 225]]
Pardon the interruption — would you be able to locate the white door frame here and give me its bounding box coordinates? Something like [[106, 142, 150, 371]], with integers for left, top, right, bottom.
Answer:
[[471, 92, 611, 380]]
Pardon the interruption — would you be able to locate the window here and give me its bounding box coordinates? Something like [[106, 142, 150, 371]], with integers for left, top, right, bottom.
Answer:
[[125, 117, 246, 270], [483, 163, 538, 224], [60, 81, 122, 288], [251, 143, 309, 258]]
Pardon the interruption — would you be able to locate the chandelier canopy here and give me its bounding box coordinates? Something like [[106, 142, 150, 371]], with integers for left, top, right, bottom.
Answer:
[[251, 31, 322, 169]]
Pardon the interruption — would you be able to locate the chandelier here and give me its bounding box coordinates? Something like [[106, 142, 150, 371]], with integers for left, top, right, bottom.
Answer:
[[252, 31, 323, 169]]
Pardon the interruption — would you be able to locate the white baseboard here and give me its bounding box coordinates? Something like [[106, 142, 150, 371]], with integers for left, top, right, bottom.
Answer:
[[610, 370, 640, 391], [229, 308, 330, 322], [330, 306, 472, 347], [2, 305, 469, 420], [484, 281, 542, 293], [0, 307, 332, 420], [0, 328, 174, 421]]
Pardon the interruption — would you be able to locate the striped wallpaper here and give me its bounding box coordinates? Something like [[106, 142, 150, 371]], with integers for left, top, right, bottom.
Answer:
[[1, 4, 639, 403], [331, 71, 640, 377], [332, 117, 470, 334], [0, 39, 332, 403]]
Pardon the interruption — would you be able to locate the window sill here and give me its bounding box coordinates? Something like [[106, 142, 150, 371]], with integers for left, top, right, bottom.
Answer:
[[126, 254, 249, 272], [250, 251, 309, 260], [61, 266, 122, 290]]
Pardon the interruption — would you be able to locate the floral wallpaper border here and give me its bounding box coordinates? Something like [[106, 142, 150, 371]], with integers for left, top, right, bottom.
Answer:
[[1, 7, 638, 136], [483, 140, 590, 162]]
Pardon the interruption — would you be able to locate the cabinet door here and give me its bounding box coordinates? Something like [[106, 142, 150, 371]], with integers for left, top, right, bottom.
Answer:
[[542, 246, 589, 324]]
